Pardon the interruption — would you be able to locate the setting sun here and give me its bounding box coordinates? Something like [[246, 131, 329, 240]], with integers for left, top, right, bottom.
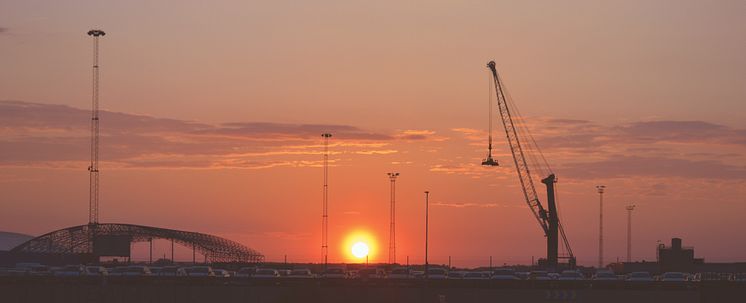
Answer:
[[341, 230, 378, 262], [351, 242, 369, 258]]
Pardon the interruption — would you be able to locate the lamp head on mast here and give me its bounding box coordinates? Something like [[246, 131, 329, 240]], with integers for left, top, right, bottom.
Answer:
[[87, 30, 106, 37]]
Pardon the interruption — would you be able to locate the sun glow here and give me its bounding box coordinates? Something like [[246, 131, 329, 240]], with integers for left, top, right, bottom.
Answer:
[[342, 230, 378, 262], [351, 242, 369, 258]]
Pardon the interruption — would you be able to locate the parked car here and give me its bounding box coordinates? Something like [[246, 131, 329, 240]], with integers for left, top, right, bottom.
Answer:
[[447, 271, 465, 279], [660, 272, 688, 282], [387, 267, 411, 279], [107, 266, 129, 276], [463, 271, 489, 280], [159, 266, 186, 277], [121, 266, 152, 277], [692, 272, 730, 282], [731, 273, 746, 282], [253, 268, 280, 278], [411, 270, 425, 279], [592, 270, 618, 281], [529, 271, 551, 281], [288, 268, 314, 278], [54, 265, 86, 277], [213, 269, 231, 278], [85, 266, 108, 276], [184, 266, 215, 277], [558, 270, 584, 281], [321, 267, 347, 278], [426, 268, 448, 279], [15, 263, 51, 276], [491, 268, 519, 280], [357, 268, 385, 279], [235, 267, 256, 278], [626, 272, 654, 282]]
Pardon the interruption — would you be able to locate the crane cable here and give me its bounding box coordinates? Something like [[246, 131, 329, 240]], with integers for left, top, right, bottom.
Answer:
[[498, 72, 572, 257], [499, 75, 553, 177], [487, 71, 494, 158]]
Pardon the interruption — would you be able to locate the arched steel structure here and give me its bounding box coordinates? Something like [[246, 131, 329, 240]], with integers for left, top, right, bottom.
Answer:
[[10, 223, 263, 263]]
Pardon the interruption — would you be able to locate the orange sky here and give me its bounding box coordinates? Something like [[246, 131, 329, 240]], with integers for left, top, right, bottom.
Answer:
[[1, 0, 745, 267]]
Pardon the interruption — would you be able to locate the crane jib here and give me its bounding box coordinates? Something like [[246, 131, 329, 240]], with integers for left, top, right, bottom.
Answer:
[[486, 60, 574, 268]]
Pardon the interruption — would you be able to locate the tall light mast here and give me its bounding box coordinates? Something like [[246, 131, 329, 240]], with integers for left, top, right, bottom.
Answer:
[[321, 133, 332, 267], [596, 185, 606, 268], [387, 172, 400, 264], [87, 29, 105, 225], [626, 204, 636, 262]]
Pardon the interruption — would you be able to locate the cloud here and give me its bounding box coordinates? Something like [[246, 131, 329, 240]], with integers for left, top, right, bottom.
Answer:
[[432, 201, 512, 208], [0, 101, 400, 169], [394, 129, 447, 141], [561, 155, 746, 180], [449, 117, 746, 181]]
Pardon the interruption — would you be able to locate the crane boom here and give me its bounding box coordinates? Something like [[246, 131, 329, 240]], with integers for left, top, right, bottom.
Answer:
[[487, 61, 548, 234], [486, 61, 573, 268]]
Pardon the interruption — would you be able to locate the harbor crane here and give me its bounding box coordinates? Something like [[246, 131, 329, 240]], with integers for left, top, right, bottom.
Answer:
[[483, 61, 575, 268]]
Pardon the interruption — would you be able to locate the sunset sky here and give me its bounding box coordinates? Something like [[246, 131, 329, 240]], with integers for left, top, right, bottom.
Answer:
[[1, 0, 745, 267]]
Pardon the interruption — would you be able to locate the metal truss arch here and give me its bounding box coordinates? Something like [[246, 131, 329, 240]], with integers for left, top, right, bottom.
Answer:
[[10, 223, 263, 263]]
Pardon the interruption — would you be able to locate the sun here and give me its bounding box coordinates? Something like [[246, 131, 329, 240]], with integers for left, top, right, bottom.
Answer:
[[342, 230, 377, 262], [351, 242, 369, 258]]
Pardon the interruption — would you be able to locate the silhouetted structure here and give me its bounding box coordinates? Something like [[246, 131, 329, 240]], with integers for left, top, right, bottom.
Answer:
[[86, 29, 105, 225], [485, 61, 575, 268], [658, 238, 701, 273], [10, 223, 263, 263], [321, 133, 332, 267], [387, 172, 399, 264]]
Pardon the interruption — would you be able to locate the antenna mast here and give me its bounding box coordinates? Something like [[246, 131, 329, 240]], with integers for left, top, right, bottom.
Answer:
[[87, 29, 105, 225]]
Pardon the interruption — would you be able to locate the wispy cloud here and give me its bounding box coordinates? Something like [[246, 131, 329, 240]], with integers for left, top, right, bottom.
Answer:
[[0, 101, 402, 169], [449, 117, 746, 181], [432, 201, 515, 208]]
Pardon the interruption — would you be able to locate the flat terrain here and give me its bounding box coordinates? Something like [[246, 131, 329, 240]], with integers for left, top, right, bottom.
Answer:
[[2, 277, 744, 303]]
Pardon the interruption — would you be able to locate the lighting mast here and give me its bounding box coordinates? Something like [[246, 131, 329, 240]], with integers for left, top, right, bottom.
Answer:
[[596, 185, 606, 268], [87, 29, 105, 225], [626, 204, 636, 262], [321, 133, 332, 267], [387, 172, 400, 264]]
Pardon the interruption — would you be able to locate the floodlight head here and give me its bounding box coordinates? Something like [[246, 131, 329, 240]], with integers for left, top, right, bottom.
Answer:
[[87, 29, 106, 37]]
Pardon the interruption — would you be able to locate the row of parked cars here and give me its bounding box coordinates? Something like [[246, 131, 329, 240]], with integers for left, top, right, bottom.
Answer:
[[3, 263, 744, 282]]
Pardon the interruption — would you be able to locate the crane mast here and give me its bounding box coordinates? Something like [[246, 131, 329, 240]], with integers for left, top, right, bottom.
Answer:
[[485, 61, 573, 268]]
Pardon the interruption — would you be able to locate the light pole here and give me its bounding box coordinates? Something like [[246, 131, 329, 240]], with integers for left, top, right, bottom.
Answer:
[[626, 205, 636, 262], [596, 185, 606, 268], [388, 172, 399, 264], [424, 191, 430, 279], [321, 133, 332, 269]]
